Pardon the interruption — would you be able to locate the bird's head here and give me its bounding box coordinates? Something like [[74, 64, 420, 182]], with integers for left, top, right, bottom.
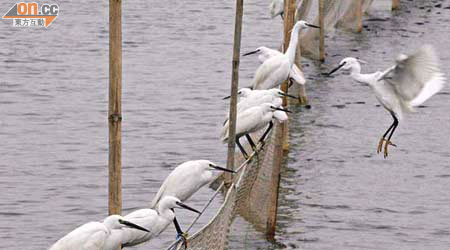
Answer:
[[328, 57, 365, 75], [294, 20, 320, 31], [223, 87, 252, 100], [242, 46, 269, 57], [160, 196, 202, 214], [104, 215, 150, 232]]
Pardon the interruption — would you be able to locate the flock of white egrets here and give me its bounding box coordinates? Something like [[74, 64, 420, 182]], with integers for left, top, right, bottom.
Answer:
[[49, 4, 446, 250]]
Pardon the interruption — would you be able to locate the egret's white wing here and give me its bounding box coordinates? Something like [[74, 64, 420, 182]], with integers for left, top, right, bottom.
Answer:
[[252, 56, 290, 90], [150, 164, 190, 208], [290, 64, 306, 85], [385, 45, 445, 108], [121, 209, 160, 247], [49, 222, 107, 250]]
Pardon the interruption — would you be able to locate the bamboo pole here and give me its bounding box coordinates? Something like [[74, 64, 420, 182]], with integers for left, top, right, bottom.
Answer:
[[281, 0, 296, 151], [392, 0, 400, 10], [356, 0, 363, 32], [225, 0, 243, 181], [108, 0, 122, 216], [319, 0, 325, 62], [266, 0, 296, 239]]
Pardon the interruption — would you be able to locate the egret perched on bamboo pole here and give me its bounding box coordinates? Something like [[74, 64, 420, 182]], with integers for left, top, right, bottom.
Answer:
[[328, 45, 446, 158]]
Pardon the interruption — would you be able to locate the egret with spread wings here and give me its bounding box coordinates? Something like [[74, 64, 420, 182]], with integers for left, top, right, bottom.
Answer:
[[328, 45, 446, 158]]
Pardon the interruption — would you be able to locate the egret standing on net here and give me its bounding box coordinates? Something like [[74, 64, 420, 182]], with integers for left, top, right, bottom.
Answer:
[[250, 20, 319, 90], [221, 103, 291, 158], [243, 46, 306, 87], [108, 196, 201, 248], [49, 215, 149, 250], [223, 88, 297, 125], [328, 45, 446, 158], [149, 160, 235, 240]]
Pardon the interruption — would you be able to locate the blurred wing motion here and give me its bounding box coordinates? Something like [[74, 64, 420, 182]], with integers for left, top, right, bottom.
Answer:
[[384, 45, 446, 109]]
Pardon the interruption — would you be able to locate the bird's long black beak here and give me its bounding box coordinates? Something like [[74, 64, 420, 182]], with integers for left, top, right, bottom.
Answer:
[[242, 50, 258, 56], [222, 95, 231, 100], [176, 201, 201, 214], [271, 106, 292, 113], [119, 219, 150, 232], [306, 23, 320, 29], [279, 92, 299, 99], [328, 62, 346, 76], [212, 165, 236, 173]]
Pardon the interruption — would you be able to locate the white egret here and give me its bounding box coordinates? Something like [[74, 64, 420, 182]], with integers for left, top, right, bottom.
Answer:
[[151, 160, 235, 209], [328, 45, 446, 157], [250, 20, 319, 90], [223, 88, 297, 126], [49, 215, 149, 250], [149, 160, 234, 242], [221, 103, 291, 158], [243, 46, 306, 86], [108, 196, 201, 248], [269, 0, 284, 19], [222, 87, 253, 101]]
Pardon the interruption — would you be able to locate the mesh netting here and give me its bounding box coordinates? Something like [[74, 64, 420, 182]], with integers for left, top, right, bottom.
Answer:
[[296, 0, 374, 60], [167, 123, 282, 250], [164, 1, 382, 249]]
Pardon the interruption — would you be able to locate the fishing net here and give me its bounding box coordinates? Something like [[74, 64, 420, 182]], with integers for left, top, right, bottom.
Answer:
[[164, 1, 387, 249], [165, 124, 283, 250], [296, 0, 375, 60]]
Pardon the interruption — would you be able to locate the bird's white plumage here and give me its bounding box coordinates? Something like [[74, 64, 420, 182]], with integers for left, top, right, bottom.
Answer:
[[150, 160, 218, 209], [334, 45, 446, 120], [221, 103, 277, 142], [251, 21, 313, 90], [111, 197, 182, 247], [252, 46, 306, 85], [386, 45, 446, 108], [49, 215, 143, 250]]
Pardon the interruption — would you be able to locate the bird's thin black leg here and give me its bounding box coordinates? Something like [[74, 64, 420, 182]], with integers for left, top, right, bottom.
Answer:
[[377, 116, 396, 154], [245, 134, 257, 152], [236, 136, 249, 159], [171, 212, 188, 248], [383, 116, 399, 158], [258, 121, 274, 146]]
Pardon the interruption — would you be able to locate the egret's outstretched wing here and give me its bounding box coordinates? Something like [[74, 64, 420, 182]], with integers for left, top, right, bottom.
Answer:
[[385, 45, 445, 107]]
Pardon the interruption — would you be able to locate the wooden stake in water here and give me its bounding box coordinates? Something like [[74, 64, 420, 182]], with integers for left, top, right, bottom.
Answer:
[[225, 0, 244, 180], [319, 0, 325, 61], [108, 0, 122, 216], [356, 0, 363, 32], [392, 0, 400, 10], [267, 0, 296, 239]]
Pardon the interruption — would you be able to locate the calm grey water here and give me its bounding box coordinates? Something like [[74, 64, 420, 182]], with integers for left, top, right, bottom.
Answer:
[[0, 1, 449, 250]]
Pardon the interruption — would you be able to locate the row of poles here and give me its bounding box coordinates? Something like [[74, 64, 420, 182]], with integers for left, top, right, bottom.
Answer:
[[107, 0, 402, 242]]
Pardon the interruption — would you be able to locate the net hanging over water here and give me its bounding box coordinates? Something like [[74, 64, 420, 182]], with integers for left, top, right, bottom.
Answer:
[[296, 0, 375, 60], [164, 1, 383, 249]]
